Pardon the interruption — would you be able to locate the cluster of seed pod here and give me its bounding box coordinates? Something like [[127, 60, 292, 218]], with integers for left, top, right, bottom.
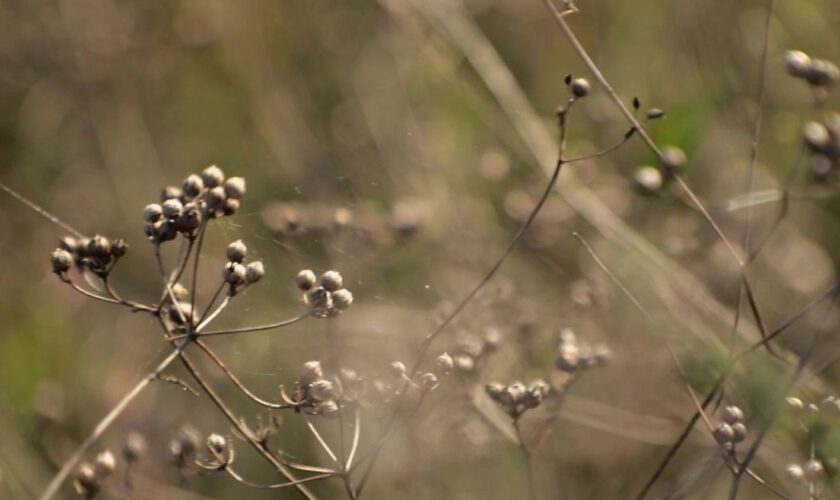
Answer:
[[554, 328, 611, 373], [787, 395, 840, 414], [786, 459, 825, 484], [448, 328, 502, 375], [631, 145, 686, 196], [143, 165, 245, 243], [50, 235, 128, 277], [169, 426, 201, 479], [290, 361, 342, 416], [485, 380, 551, 418], [221, 240, 265, 291], [73, 450, 117, 499], [295, 269, 353, 318], [786, 50, 840, 89], [801, 114, 840, 182], [712, 405, 747, 448]]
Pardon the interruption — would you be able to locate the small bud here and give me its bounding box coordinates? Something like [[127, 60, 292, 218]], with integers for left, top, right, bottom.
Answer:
[[111, 239, 128, 258], [226, 240, 248, 263], [201, 165, 225, 188], [320, 270, 344, 292], [786, 397, 805, 411], [206, 433, 227, 455], [205, 186, 226, 210], [713, 423, 735, 444], [94, 450, 116, 477], [161, 186, 182, 201], [87, 235, 111, 259], [803, 121, 830, 152], [660, 146, 687, 172], [646, 108, 665, 119], [123, 432, 147, 463], [182, 174, 205, 199], [805, 59, 840, 87], [721, 405, 744, 425], [730, 422, 747, 443], [223, 262, 247, 285], [331, 289, 354, 310], [300, 361, 324, 386], [436, 353, 454, 374], [786, 50, 812, 78], [245, 261, 265, 284], [390, 361, 407, 378], [50, 249, 73, 273], [419, 372, 438, 391], [162, 198, 184, 219], [804, 459, 824, 481], [224, 176, 247, 200], [296, 269, 317, 291], [569, 77, 591, 98], [633, 166, 663, 195], [786, 463, 805, 483], [222, 197, 240, 216]]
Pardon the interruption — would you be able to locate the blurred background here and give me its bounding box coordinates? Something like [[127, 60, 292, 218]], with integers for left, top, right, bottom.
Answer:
[[1, 0, 840, 498]]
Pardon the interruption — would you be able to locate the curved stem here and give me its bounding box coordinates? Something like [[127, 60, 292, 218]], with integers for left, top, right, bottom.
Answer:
[[198, 312, 310, 337]]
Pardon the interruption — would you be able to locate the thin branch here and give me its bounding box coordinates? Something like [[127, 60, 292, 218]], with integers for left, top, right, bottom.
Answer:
[[345, 409, 362, 471], [224, 467, 335, 489], [198, 312, 310, 337], [302, 414, 340, 466], [0, 181, 84, 238]]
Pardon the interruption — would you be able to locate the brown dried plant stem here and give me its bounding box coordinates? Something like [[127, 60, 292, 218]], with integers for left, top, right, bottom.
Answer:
[[39, 342, 187, 500], [514, 418, 538, 500]]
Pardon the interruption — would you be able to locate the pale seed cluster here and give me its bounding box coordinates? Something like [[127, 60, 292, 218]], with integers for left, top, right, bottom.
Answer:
[[554, 328, 611, 373], [51, 235, 128, 277], [296, 269, 354, 317], [485, 380, 551, 418], [712, 405, 747, 448]]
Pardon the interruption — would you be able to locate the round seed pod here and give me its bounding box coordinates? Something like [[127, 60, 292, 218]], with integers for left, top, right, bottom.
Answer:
[[786, 463, 805, 483], [299, 361, 324, 386], [436, 352, 454, 374], [803, 121, 831, 152], [721, 405, 745, 425], [111, 239, 128, 258], [51, 249, 73, 273], [785, 50, 812, 79], [569, 77, 591, 98], [161, 186, 182, 202], [453, 353, 475, 373], [74, 463, 99, 498], [660, 146, 687, 173], [731, 422, 747, 443], [308, 379, 336, 401], [805, 59, 840, 87], [305, 286, 332, 311], [223, 262, 247, 284], [123, 432, 147, 463], [224, 177, 247, 200], [206, 433, 227, 455], [59, 236, 80, 253], [226, 240, 247, 263], [804, 459, 824, 481], [296, 269, 317, 291], [182, 174, 205, 199], [713, 423, 735, 444], [201, 165, 225, 188], [245, 261, 265, 284], [319, 270, 343, 292], [94, 450, 116, 478], [633, 166, 663, 195], [485, 382, 505, 401], [390, 361, 407, 378], [331, 289, 353, 310], [646, 108, 665, 119], [786, 397, 805, 411], [222, 198, 240, 216], [162, 198, 184, 219], [205, 186, 226, 210], [419, 372, 438, 391], [87, 235, 112, 259]]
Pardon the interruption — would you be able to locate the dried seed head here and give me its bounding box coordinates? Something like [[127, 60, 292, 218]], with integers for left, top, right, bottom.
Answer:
[[296, 269, 317, 291], [500, 382, 527, 408], [201, 165, 225, 188], [436, 352, 454, 374], [162, 198, 184, 219], [222, 197, 240, 216], [223, 262, 247, 285], [786, 50, 812, 78], [182, 174, 205, 199], [94, 450, 116, 477], [419, 372, 438, 391], [123, 432, 147, 463], [300, 361, 324, 386], [803, 121, 831, 152], [721, 405, 744, 425], [205, 186, 226, 210], [224, 176, 246, 200], [226, 240, 248, 263], [633, 166, 663, 195], [524, 380, 550, 408], [713, 423, 735, 444], [87, 235, 111, 259], [569, 77, 591, 98], [50, 249, 73, 273], [804, 459, 824, 481], [161, 186, 182, 201], [806, 59, 840, 87], [660, 146, 687, 172], [331, 289, 354, 310], [74, 463, 99, 498], [245, 261, 265, 284], [730, 422, 747, 443], [206, 433, 227, 455], [144, 203, 163, 223], [320, 270, 343, 292]]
